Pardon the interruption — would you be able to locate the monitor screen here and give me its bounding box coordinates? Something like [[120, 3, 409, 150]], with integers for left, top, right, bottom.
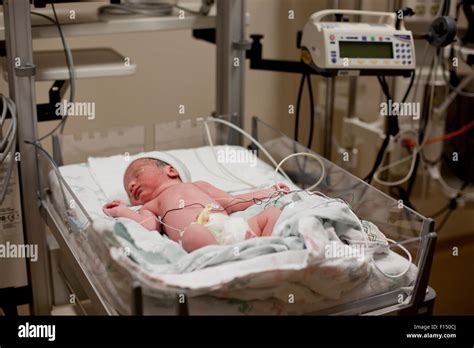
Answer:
[[339, 41, 393, 59]]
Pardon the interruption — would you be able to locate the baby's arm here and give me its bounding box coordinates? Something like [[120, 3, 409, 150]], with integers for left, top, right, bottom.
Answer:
[[194, 181, 289, 214], [102, 200, 160, 231]]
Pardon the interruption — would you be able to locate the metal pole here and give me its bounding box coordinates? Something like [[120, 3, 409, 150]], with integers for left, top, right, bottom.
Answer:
[[388, 0, 401, 99], [323, 77, 336, 159], [3, 0, 52, 315], [321, 0, 340, 160], [347, 79, 357, 119], [216, 0, 246, 145], [347, 0, 362, 119]]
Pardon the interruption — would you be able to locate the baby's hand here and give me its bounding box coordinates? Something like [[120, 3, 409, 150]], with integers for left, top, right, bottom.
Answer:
[[273, 183, 290, 194], [103, 200, 129, 217]]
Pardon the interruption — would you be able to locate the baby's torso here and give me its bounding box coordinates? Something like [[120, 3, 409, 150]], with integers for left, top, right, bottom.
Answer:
[[144, 182, 226, 241]]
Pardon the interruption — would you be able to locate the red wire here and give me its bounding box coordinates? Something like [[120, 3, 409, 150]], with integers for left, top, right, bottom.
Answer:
[[425, 120, 474, 145]]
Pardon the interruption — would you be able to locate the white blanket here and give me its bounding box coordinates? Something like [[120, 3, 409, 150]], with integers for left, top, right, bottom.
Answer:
[[96, 192, 416, 314]]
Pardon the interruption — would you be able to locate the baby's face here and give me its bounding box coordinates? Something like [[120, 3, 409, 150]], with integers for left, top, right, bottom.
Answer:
[[124, 159, 172, 205]]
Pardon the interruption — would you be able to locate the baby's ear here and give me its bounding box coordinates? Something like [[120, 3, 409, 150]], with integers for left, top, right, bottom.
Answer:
[[165, 165, 180, 179]]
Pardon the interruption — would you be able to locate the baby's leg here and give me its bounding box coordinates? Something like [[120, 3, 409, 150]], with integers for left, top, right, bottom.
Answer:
[[247, 207, 281, 238], [181, 223, 218, 253]]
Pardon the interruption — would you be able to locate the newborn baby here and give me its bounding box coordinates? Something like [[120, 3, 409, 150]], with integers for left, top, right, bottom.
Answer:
[[102, 158, 289, 252]]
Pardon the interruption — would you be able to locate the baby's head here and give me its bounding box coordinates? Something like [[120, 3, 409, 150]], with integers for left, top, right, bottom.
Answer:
[[124, 158, 181, 205]]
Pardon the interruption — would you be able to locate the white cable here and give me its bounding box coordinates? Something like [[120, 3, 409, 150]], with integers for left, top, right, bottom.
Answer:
[[31, 9, 76, 139], [0, 95, 17, 204], [199, 122, 244, 183], [303, 189, 411, 279], [373, 129, 419, 187], [411, 42, 432, 106], [374, 50, 434, 186], [201, 117, 293, 184], [384, 46, 436, 182], [435, 168, 474, 196], [0, 96, 8, 133], [201, 118, 331, 205], [0, 110, 13, 154], [440, 48, 474, 98], [200, 117, 412, 278], [301, 184, 412, 279], [98, 1, 174, 17], [273, 152, 325, 192], [373, 237, 413, 279], [280, 183, 411, 279], [202, 120, 258, 188], [98, 1, 203, 18], [174, 4, 202, 15], [24, 140, 71, 211], [202, 117, 329, 198], [373, 51, 439, 187], [0, 96, 16, 159], [164, 116, 412, 278], [343, 236, 412, 279]]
